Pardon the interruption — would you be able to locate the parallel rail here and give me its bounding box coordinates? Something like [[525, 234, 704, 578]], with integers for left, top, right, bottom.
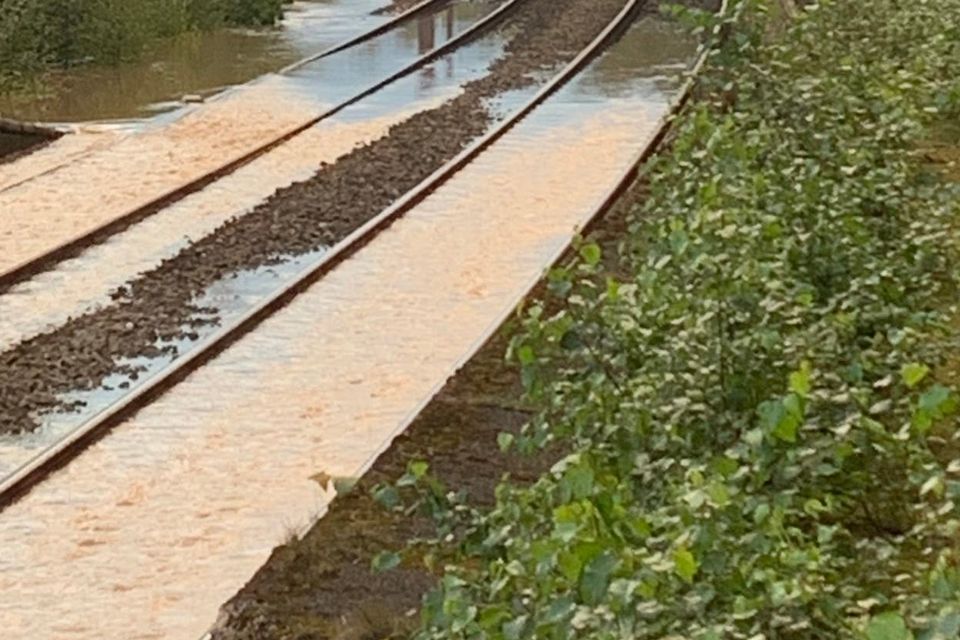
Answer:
[[0, 0, 645, 512], [303, 0, 740, 531], [0, 0, 523, 292], [280, 0, 458, 74], [0, 117, 65, 138], [0, 0, 456, 188]]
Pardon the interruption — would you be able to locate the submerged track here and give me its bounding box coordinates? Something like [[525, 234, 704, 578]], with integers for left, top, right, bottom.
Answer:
[[0, 0, 728, 637], [0, 0, 521, 290], [0, 0, 644, 511]]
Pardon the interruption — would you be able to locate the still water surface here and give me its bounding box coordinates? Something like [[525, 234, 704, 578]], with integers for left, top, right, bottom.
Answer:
[[0, 0, 488, 124]]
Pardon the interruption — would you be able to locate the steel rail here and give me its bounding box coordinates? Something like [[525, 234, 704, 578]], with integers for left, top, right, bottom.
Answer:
[[580, 0, 737, 239], [0, 117, 66, 138], [305, 0, 739, 542], [199, 4, 738, 637], [279, 0, 458, 74], [0, 0, 459, 189], [0, 0, 524, 292], [0, 0, 644, 513]]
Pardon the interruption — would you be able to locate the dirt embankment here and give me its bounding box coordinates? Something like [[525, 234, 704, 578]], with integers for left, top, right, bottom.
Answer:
[[210, 328, 543, 640], [0, 0, 631, 435], [207, 149, 648, 640], [211, 1, 718, 636]]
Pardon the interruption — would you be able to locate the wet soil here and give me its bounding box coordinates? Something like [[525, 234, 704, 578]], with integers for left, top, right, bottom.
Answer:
[[0, 132, 50, 164], [0, 0, 633, 434], [206, 150, 645, 640], [209, 327, 543, 640]]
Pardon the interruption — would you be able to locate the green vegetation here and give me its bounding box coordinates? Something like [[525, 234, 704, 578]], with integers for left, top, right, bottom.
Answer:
[[0, 0, 285, 91], [376, 0, 960, 637]]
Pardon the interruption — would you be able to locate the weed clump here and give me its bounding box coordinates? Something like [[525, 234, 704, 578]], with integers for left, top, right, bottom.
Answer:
[[384, 0, 960, 637]]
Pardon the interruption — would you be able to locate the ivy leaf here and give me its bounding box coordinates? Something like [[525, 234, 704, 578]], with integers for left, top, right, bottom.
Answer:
[[371, 551, 401, 573], [543, 595, 575, 624], [503, 615, 529, 640], [517, 345, 536, 365], [477, 606, 510, 631], [562, 466, 594, 500], [579, 242, 602, 266], [372, 484, 399, 510], [758, 400, 784, 434], [920, 385, 952, 415], [759, 396, 802, 443], [409, 461, 429, 479], [669, 228, 689, 254], [673, 547, 698, 583], [579, 551, 617, 605], [333, 477, 357, 495], [789, 361, 812, 396], [901, 362, 930, 389], [397, 460, 430, 487], [865, 612, 913, 640]]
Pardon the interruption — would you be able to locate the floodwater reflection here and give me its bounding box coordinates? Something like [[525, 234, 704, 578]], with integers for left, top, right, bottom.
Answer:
[[0, 0, 388, 123], [0, 0, 495, 125], [0, 0, 501, 281], [0, 17, 509, 472]]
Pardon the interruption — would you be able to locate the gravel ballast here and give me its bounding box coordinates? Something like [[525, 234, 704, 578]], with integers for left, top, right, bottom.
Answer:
[[0, 0, 633, 435], [206, 145, 653, 640]]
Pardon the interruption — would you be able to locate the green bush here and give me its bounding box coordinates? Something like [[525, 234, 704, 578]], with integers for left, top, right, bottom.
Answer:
[[384, 0, 960, 637], [0, 0, 285, 90]]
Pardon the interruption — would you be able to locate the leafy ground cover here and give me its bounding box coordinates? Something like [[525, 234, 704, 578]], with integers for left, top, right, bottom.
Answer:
[[378, 0, 960, 637], [0, 0, 286, 91]]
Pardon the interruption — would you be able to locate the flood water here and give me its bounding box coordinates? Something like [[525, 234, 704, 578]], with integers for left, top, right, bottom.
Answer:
[[0, 0, 399, 123], [0, 5, 526, 460], [0, 4, 507, 370], [0, 0, 500, 280], [0, 16, 698, 640]]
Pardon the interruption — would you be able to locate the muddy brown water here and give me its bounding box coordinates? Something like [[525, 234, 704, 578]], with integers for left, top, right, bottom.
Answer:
[[215, 330, 545, 640], [0, 0, 501, 280], [0, 0, 620, 435], [0, 0, 418, 124], [0, 13, 696, 639]]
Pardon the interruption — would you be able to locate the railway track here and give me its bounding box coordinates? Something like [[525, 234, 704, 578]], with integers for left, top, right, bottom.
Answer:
[[0, 0, 520, 290], [0, 0, 459, 191], [0, 0, 633, 453], [0, 0, 646, 509], [0, 0, 728, 636], [0, 0, 554, 442]]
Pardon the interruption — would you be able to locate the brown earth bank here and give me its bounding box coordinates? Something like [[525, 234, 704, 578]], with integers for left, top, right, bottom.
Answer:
[[211, 30, 956, 640], [0, 0, 636, 434], [207, 171, 645, 640], [0, 131, 49, 163], [210, 329, 544, 640]]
